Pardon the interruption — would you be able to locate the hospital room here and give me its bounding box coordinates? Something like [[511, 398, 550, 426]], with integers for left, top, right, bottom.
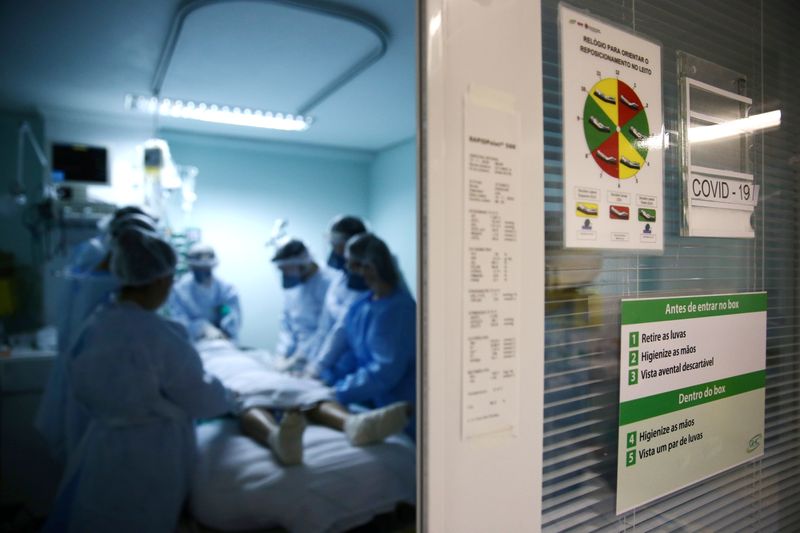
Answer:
[[7, 0, 800, 531], [0, 1, 417, 531]]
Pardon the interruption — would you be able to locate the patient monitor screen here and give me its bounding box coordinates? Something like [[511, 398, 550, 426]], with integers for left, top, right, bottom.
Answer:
[[51, 143, 108, 184]]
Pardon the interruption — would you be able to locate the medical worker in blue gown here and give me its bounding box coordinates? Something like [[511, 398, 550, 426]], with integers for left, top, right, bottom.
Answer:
[[301, 215, 369, 375], [44, 228, 232, 533], [167, 243, 241, 342], [36, 209, 158, 466], [65, 205, 155, 277], [271, 238, 331, 368], [316, 233, 416, 439], [238, 232, 409, 465], [56, 211, 158, 354]]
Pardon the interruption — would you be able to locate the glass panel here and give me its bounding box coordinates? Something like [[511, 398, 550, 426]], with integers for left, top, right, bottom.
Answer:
[[542, 0, 800, 530], [689, 86, 748, 122]]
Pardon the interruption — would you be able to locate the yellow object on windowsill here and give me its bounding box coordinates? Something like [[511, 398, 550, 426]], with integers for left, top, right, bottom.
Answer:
[[0, 277, 14, 318]]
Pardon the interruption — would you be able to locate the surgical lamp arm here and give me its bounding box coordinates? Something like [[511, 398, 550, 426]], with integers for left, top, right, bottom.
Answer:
[[15, 121, 49, 204]]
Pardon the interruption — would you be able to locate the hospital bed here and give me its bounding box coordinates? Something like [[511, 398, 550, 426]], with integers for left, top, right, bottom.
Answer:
[[189, 340, 416, 532]]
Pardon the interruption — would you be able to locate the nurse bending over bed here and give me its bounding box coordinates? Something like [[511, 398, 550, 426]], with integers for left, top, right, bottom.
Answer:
[[36, 208, 159, 467], [44, 228, 233, 533], [275, 215, 370, 374], [239, 233, 416, 465]]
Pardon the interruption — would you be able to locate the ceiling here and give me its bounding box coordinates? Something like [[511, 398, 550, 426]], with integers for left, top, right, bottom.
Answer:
[[0, 0, 416, 151]]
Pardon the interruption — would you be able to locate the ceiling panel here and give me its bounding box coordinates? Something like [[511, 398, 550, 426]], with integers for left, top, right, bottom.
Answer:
[[0, 0, 415, 151], [160, 1, 380, 115]]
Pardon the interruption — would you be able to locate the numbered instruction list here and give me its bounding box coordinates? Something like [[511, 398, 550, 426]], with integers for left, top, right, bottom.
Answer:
[[616, 292, 766, 514], [461, 89, 521, 439]]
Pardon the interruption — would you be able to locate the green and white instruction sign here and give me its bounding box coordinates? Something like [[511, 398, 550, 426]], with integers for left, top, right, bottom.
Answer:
[[616, 292, 766, 514]]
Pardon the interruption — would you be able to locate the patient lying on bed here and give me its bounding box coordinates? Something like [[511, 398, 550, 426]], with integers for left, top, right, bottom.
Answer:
[[197, 338, 409, 465]]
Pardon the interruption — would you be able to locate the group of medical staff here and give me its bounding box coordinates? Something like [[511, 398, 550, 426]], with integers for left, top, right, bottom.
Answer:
[[34, 208, 416, 532]]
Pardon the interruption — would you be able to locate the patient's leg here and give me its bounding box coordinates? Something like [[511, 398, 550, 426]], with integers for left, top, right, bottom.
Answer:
[[306, 400, 348, 430], [307, 401, 410, 446], [240, 408, 306, 465]]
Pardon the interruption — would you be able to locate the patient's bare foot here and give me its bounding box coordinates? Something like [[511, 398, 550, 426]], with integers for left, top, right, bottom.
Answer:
[[345, 402, 409, 446], [267, 411, 307, 465]]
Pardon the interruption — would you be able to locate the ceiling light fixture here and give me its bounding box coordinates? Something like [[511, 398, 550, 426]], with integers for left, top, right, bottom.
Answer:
[[124, 94, 312, 132]]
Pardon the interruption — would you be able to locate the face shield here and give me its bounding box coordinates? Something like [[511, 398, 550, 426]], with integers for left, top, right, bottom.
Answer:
[[272, 244, 313, 289], [186, 244, 219, 269]]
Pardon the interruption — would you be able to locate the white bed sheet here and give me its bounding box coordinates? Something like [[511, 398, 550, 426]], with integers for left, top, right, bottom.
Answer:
[[197, 339, 333, 410], [190, 340, 416, 532], [191, 418, 416, 532]]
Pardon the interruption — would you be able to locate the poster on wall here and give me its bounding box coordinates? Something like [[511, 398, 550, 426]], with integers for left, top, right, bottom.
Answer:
[[616, 292, 766, 514], [559, 4, 664, 251], [460, 86, 521, 439]]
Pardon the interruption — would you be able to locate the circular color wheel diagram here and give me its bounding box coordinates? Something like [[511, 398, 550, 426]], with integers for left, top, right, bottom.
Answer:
[[583, 78, 649, 180]]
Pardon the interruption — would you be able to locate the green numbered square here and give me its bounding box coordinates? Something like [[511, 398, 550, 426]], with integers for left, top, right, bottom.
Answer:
[[629, 350, 639, 366], [629, 332, 639, 347], [626, 450, 636, 467], [628, 369, 638, 385], [626, 431, 637, 449]]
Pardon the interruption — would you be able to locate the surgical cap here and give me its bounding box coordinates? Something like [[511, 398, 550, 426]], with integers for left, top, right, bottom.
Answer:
[[98, 205, 157, 233], [346, 233, 399, 286], [111, 228, 176, 287], [114, 205, 154, 221], [328, 215, 367, 245], [109, 213, 157, 240], [271, 238, 312, 267], [186, 243, 218, 268]]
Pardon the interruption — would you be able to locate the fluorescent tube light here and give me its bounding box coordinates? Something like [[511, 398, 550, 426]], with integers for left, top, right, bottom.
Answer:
[[688, 110, 780, 144], [124, 94, 312, 132]]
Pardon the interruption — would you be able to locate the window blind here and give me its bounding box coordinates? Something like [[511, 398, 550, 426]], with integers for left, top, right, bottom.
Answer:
[[541, 0, 800, 530]]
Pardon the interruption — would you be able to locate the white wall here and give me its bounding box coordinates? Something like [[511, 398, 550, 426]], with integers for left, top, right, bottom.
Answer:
[[368, 138, 417, 297], [421, 0, 544, 530], [162, 130, 372, 349]]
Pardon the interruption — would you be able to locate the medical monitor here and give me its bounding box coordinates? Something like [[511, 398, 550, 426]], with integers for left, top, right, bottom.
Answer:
[[51, 143, 109, 186]]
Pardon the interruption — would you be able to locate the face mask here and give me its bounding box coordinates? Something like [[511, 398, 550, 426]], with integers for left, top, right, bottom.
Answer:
[[192, 268, 213, 285], [282, 272, 303, 289], [327, 251, 346, 271], [346, 271, 369, 291]]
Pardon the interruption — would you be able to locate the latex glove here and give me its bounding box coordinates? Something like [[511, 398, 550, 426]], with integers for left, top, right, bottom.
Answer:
[[220, 314, 237, 338], [272, 351, 306, 373], [202, 322, 226, 340], [300, 362, 321, 380]]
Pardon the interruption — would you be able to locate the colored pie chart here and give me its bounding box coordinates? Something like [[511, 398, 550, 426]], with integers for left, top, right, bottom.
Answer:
[[583, 78, 650, 179]]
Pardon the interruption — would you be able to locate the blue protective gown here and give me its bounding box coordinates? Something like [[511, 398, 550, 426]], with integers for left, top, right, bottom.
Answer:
[[320, 287, 416, 436], [66, 236, 108, 276], [275, 268, 331, 358], [166, 273, 242, 341], [47, 301, 231, 533], [303, 268, 366, 372], [35, 270, 120, 465]]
